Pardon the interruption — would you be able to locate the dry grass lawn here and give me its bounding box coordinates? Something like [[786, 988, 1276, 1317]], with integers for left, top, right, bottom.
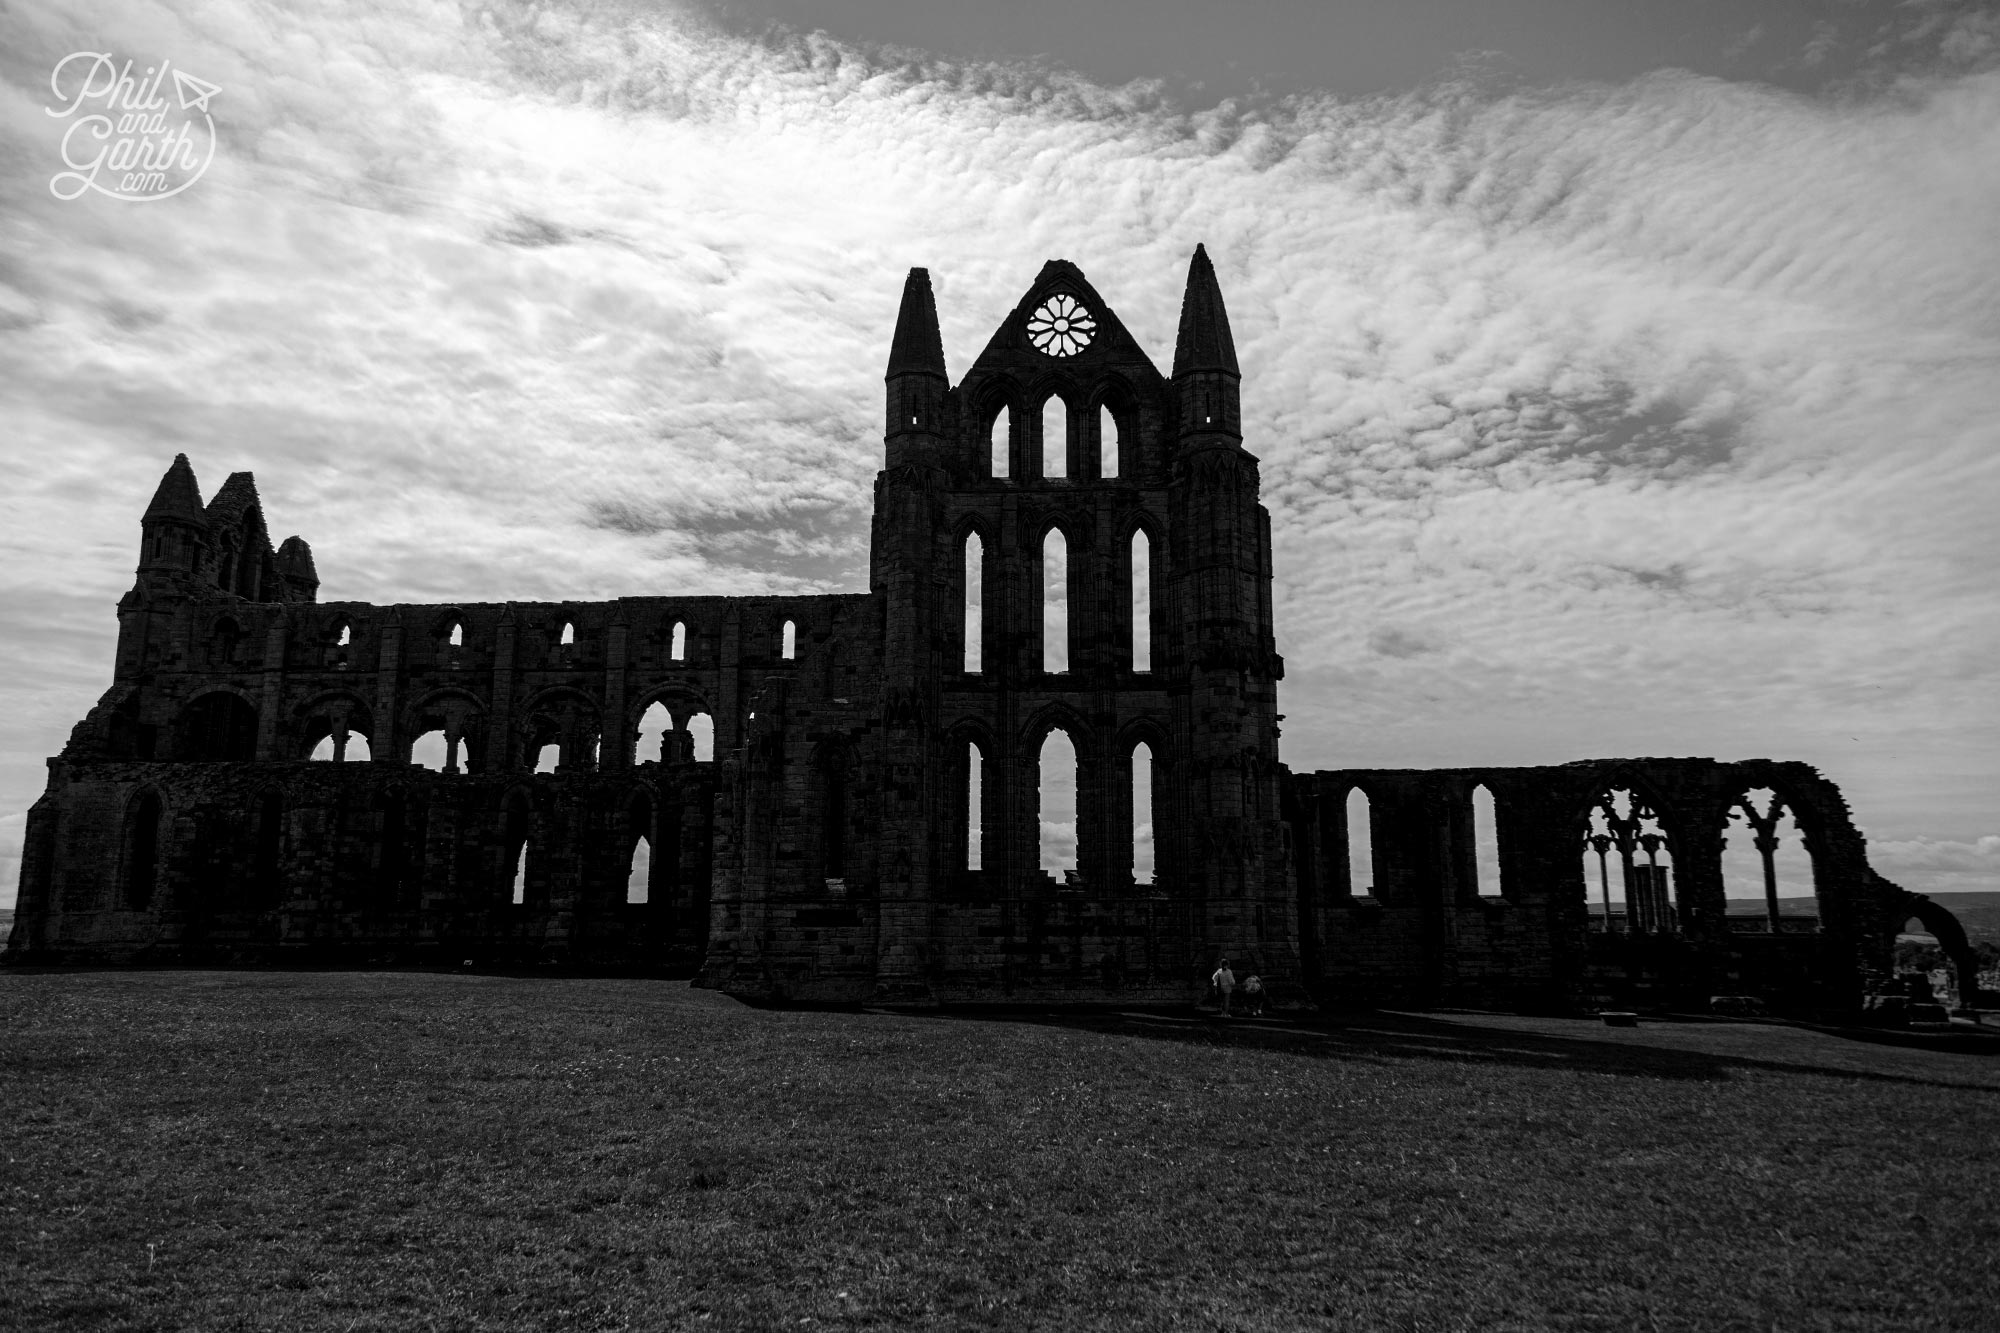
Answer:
[[1, 970, 1996, 1331]]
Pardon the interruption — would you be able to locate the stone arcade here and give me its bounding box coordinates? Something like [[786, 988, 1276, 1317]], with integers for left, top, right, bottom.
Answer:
[[6, 250, 1974, 1010]]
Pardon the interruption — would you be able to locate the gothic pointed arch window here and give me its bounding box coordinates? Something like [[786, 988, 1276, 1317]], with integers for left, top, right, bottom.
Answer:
[[963, 739, 985, 872], [1471, 784, 1502, 900], [1130, 740, 1157, 886], [990, 402, 1011, 480], [635, 701, 672, 765], [1345, 788, 1374, 897], [1723, 787, 1813, 930], [962, 530, 984, 673], [625, 792, 653, 906], [1129, 529, 1152, 673], [1042, 528, 1069, 674], [670, 621, 687, 661], [1038, 726, 1078, 879], [1041, 394, 1068, 479], [209, 617, 243, 667], [1099, 404, 1120, 478], [780, 619, 797, 661], [1582, 787, 1675, 933]]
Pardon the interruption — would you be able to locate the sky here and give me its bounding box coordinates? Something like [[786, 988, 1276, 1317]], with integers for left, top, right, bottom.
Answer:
[[0, 0, 1996, 906]]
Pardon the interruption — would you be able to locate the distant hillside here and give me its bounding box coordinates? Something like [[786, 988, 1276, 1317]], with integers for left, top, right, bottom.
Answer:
[[1724, 893, 2000, 944]]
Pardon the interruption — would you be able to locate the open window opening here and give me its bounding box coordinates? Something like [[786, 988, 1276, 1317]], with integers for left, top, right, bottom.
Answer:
[[1583, 788, 1675, 933], [1131, 741, 1156, 886], [255, 792, 284, 908], [1471, 783, 1502, 899], [1042, 396, 1068, 479], [635, 702, 672, 765], [963, 532, 983, 673], [1100, 405, 1120, 478], [965, 740, 984, 872], [781, 620, 797, 661], [990, 404, 1010, 479], [670, 621, 687, 661], [1130, 530, 1152, 673], [412, 730, 453, 773], [1346, 788, 1374, 896], [310, 732, 372, 763], [687, 712, 714, 763], [1724, 787, 1813, 931], [1039, 727, 1078, 879], [1042, 529, 1069, 674], [627, 835, 651, 905]]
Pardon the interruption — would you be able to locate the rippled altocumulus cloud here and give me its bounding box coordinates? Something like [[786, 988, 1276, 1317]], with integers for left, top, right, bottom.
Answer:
[[0, 0, 1996, 902]]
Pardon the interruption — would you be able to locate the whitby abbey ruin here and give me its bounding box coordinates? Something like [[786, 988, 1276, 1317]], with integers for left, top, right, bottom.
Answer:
[[6, 249, 1980, 1011]]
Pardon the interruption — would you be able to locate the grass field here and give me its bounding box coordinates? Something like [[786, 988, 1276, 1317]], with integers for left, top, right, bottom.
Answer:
[[2, 972, 1996, 1331]]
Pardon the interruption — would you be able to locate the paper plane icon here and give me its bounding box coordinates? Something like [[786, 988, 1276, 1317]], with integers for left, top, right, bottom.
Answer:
[[172, 68, 220, 113]]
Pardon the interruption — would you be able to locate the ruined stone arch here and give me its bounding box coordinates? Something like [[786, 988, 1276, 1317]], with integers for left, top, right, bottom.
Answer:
[[320, 613, 357, 669], [100, 684, 150, 759], [517, 685, 602, 773], [942, 717, 998, 878], [1019, 701, 1093, 756], [1114, 719, 1173, 888], [950, 516, 994, 673], [1084, 373, 1142, 478], [205, 613, 245, 666], [1887, 887, 1982, 1005], [174, 686, 259, 761], [295, 690, 375, 760], [404, 686, 488, 772], [1025, 376, 1080, 479], [627, 684, 713, 765], [1332, 779, 1383, 900], [968, 375, 1020, 479], [1573, 771, 1684, 931]]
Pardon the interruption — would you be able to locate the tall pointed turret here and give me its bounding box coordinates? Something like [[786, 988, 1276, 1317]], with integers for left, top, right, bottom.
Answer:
[[275, 536, 319, 603], [884, 267, 948, 467], [139, 453, 210, 575], [142, 454, 207, 526], [887, 267, 946, 379], [1170, 244, 1241, 443]]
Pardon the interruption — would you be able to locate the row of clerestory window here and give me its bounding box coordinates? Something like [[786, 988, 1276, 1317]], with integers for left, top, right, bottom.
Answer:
[[960, 529, 1152, 674], [988, 401, 1124, 481]]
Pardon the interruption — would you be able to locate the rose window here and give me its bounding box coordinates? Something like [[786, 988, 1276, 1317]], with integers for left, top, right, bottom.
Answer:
[[1027, 294, 1096, 358]]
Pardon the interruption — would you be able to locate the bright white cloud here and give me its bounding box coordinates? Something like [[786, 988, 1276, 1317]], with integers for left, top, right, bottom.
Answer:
[[1, 1, 1996, 905]]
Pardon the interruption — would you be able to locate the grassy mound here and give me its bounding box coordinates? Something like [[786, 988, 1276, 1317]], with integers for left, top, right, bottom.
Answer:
[[2, 972, 1995, 1330]]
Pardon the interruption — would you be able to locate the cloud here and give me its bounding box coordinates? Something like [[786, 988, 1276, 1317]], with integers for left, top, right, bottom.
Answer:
[[1869, 836, 2000, 896], [0, 1, 1996, 905]]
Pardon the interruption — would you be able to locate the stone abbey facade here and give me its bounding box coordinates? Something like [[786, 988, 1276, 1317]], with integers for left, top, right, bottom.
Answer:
[[6, 250, 1974, 1010]]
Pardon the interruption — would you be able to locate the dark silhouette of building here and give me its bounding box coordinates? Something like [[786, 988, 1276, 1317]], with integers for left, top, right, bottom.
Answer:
[[4, 250, 1968, 1011]]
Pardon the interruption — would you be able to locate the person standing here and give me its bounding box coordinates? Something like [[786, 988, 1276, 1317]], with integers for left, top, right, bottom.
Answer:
[[1211, 958, 1237, 1016], [1242, 973, 1265, 1018]]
